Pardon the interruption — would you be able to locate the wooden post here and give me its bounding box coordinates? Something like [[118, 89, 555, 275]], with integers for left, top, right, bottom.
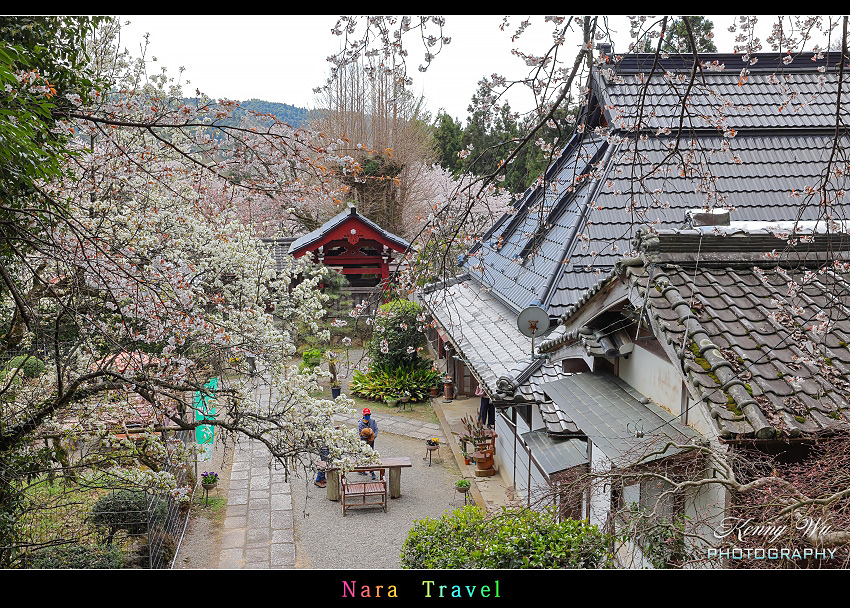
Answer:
[[326, 469, 340, 501], [388, 467, 401, 499]]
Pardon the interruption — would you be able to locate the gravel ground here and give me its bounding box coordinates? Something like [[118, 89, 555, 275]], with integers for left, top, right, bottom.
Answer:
[[290, 431, 466, 569], [174, 430, 467, 569]]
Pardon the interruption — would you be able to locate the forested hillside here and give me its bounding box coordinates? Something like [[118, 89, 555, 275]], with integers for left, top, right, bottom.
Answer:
[[238, 98, 312, 127]]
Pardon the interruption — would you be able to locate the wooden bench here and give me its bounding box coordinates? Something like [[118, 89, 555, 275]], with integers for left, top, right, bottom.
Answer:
[[321, 457, 412, 501], [341, 467, 388, 516]]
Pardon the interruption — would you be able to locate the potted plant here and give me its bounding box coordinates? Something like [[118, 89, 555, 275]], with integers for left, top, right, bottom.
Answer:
[[453, 415, 489, 451], [201, 471, 219, 490], [429, 380, 440, 398], [425, 437, 440, 451], [462, 451, 471, 465], [400, 389, 411, 403], [325, 350, 342, 399], [455, 478, 471, 493]]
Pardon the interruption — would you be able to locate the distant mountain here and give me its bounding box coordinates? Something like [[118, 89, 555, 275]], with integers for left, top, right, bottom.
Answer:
[[237, 99, 313, 128]]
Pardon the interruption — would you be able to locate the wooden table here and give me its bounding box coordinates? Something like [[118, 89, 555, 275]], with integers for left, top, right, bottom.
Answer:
[[323, 457, 412, 501]]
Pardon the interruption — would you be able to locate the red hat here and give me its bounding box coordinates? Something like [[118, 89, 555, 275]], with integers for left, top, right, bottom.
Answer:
[[363, 408, 371, 415]]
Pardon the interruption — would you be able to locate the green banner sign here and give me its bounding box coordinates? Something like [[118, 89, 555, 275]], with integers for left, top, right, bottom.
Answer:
[[194, 377, 218, 461]]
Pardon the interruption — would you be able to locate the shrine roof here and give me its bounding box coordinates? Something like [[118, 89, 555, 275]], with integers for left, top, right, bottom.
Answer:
[[288, 206, 411, 255]]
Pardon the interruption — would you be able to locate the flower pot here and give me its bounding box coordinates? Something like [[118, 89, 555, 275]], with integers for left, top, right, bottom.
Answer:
[[475, 457, 494, 470], [471, 450, 494, 470], [429, 387, 439, 397], [464, 458, 471, 465], [400, 396, 410, 403], [386, 399, 399, 407], [202, 482, 217, 491], [456, 485, 470, 493], [331, 386, 341, 399]]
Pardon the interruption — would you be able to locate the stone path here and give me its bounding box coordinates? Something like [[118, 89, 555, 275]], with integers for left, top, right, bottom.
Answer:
[[214, 406, 447, 569], [216, 438, 296, 569]]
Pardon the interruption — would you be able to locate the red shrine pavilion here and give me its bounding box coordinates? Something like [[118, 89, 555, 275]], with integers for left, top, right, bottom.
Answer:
[[287, 205, 411, 288]]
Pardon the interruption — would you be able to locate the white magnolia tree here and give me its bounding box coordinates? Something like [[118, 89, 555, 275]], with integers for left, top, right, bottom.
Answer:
[[0, 16, 377, 566]]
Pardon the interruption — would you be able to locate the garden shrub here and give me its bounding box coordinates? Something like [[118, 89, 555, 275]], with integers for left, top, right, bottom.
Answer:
[[125, 528, 178, 569], [366, 299, 425, 368], [300, 348, 324, 370], [400, 505, 612, 569], [349, 360, 439, 402], [4, 355, 46, 378], [0, 370, 23, 389], [28, 542, 124, 569], [89, 490, 167, 543]]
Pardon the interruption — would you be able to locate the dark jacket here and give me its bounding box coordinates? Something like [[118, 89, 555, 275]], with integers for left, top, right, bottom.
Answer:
[[358, 417, 378, 441]]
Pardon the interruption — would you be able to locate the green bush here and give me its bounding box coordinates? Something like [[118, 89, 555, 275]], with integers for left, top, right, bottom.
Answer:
[[349, 361, 439, 402], [0, 370, 23, 389], [4, 355, 46, 378], [300, 348, 324, 371], [400, 505, 612, 569], [89, 490, 167, 542], [28, 543, 124, 569], [366, 299, 426, 368]]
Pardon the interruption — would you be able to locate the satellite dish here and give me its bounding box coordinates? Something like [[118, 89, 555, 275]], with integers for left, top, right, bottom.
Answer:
[[517, 304, 549, 338]]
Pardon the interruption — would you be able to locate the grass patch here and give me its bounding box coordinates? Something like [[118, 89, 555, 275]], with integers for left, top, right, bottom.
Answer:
[[191, 486, 228, 531], [192, 491, 227, 513], [21, 476, 106, 548]]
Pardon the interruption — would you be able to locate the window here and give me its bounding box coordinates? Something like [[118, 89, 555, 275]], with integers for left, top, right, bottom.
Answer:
[[616, 478, 686, 568]]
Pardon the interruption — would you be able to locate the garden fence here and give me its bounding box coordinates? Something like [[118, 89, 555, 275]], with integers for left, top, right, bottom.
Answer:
[[150, 426, 194, 569]]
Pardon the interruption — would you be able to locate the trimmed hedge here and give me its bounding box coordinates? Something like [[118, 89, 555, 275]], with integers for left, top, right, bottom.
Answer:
[[89, 490, 167, 541], [4, 355, 45, 378], [400, 505, 612, 569], [28, 543, 124, 569]]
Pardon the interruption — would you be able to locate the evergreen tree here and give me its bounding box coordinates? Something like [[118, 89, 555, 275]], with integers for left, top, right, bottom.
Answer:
[[643, 16, 717, 53], [429, 78, 579, 195], [431, 110, 464, 175]]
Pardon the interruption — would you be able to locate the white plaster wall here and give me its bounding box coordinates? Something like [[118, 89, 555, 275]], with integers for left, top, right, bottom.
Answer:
[[684, 473, 728, 568], [588, 441, 612, 528], [493, 413, 556, 509], [531, 402, 545, 432], [513, 434, 532, 497], [683, 396, 721, 441], [618, 344, 683, 416], [494, 414, 514, 487]]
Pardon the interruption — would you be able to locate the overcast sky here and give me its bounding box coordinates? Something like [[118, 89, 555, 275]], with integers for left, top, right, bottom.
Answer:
[[117, 15, 832, 123]]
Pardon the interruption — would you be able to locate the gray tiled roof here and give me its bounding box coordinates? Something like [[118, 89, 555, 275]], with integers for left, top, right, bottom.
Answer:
[[538, 399, 582, 435], [288, 206, 410, 254], [548, 132, 848, 317], [520, 430, 587, 475], [417, 278, 571, 407], [425, 52, 850, 434], [599, 64, 849, 131], [543, 372, 702, 466], [459, 54, 850, 326], [260, 237, 297, 275], [620, 227, 850, 440], [463, 136, 606, 314]]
